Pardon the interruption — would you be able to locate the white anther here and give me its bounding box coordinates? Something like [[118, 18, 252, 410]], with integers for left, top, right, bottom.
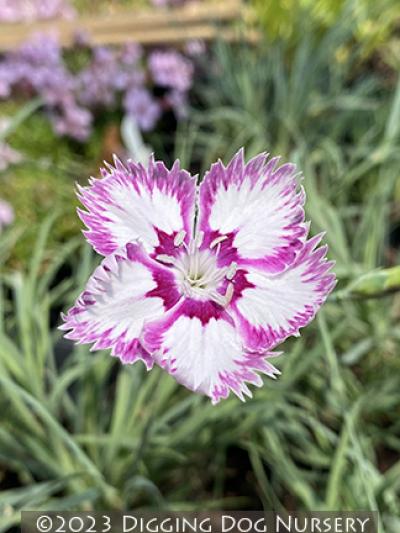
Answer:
[[226, 261, 238, 280], [224, 283, 235, 307], [210, 235, 228, 249], [174, 230, 186, 247], [156, 254, 176, 265], [210, 292, 226, 307]]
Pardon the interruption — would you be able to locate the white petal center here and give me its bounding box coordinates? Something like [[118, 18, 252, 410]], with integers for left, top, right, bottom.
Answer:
[[156, 233, 235, 307]]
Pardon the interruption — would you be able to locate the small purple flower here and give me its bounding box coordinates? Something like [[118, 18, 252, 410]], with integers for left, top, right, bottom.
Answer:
[[123, 87, 161, 131], [0, 22, 197, 139], [61, 150, 336, 403], [52, 103, 92, 141], [0, 33, 92, 141], [77, 46, 119, 107], [0, 142, 22, 171], [120, 43, 143, 66], [0, 0, 75, 22], [0, 199, 14, 230], [184, 39, 206, 57], [148, 49, 194, 92], [17, 33, 62, 65]]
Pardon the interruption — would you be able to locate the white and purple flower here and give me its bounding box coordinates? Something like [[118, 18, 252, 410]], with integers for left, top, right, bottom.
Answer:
[[61, 150, 336, 403]]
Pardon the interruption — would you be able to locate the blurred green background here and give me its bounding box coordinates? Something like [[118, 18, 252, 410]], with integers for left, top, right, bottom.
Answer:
[[0, 0, 400, 531]]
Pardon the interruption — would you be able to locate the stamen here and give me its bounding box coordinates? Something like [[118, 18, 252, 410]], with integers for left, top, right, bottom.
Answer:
[[224, 283, 235, 307], [209, 291, 226, 307], [156, 254, 176, 265], [210, 235, 228, 249], [165, 233, 236, 307], [189, 238, 196, 255], [192, 249, 200, 281], [195, 230, 204, 248], [182, 281, 191, 297], [174, 230, 186, 247], [226, 262, 238, 280]]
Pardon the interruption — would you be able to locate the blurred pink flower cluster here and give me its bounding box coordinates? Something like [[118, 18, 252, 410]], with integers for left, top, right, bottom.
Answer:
[[0, 199, 14, 231], [0, 0, 75, 22], [0, 0, 202, 140], [0, 142, 22, 171]]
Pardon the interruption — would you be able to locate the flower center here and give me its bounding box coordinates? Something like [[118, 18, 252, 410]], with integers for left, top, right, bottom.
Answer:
[[156, 230, 236, 307]]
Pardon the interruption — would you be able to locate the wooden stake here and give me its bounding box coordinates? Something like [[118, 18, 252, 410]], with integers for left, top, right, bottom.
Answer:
[[0, 0, 260, 50]]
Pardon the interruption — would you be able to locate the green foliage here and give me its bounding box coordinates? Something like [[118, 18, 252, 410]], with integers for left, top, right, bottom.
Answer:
[[334, 266, 400, 299], [0, 102, 117, 267], [0, 215, 399, 530], [252, 0, 400, 60]]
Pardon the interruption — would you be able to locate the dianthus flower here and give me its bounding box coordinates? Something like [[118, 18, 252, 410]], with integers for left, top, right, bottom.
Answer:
[[61, 150, 335, 403]]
